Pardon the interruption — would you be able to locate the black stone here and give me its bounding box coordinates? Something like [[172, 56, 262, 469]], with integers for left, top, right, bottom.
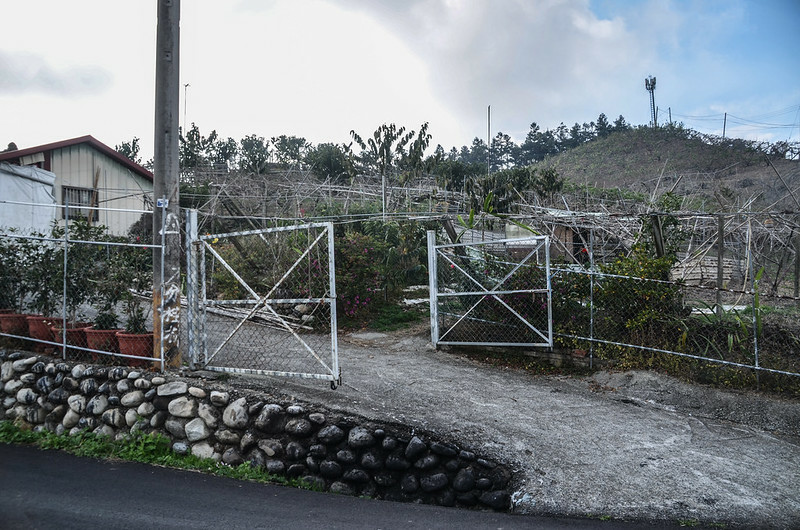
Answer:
[[287, 464, 307, 478], [305, 456, 320, 473], [98, 382, 111, 395], [150, 411, 167, 428], [342, 469, 370, 483], [413, 454, 439, 470], [400, 474, 419, 494], [458, 450, 476, 461], [420, 473, 448, 492], [309, 444, 327, 458], [47, 388, 70, 405], [36, 376, 55, 394], [61, 377, 79, 391], [360, 450, 383, 470], [430, 441, 458, 457], [77, 416, 97, 430], [373, 472, 397, 487], [144, 388, 157, 400], [453, 467, 476, 492], [456, 492, 478, 506], [53, 372, 64, 386], [382, 436, 398, 451], [405, 436, 427, 461], [479, 490, 510, 510], [285, 441, 307, 461], [284, 418, 313, 437], [108, 396, 120, 406], [254, 404, 285, 433], [317, 425, 345, 445], [438, 489, 457, 507], [385, 452, 411, 471], [108, 367, 127, 380], [319, 460, 343, 479], [336, 449, 356, 465], [246, 448, 266, 469], [152, 395, 172, 411], [79, 378, 98, 396], [31, 362, 46, 374], [476, 478, 492, 490], [55, 362, 70, 373], [444, 459, 460, 472], [477, 458, 496, 469], [265, 459, 285, 475]]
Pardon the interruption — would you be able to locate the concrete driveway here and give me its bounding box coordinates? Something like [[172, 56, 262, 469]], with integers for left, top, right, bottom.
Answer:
[[225, 324, 800, 529]]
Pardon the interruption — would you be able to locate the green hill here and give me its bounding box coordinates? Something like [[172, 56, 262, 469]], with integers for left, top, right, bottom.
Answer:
[[529, 126, 800, 212]]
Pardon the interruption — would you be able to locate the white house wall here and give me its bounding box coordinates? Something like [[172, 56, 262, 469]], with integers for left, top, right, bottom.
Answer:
[[50, 144, 154, 235]]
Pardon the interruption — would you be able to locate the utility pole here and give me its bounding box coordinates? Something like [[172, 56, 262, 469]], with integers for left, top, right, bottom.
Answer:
[[645, 76, 657, 127], [153, 0, 181, 367], [722, 112, 727, 139]]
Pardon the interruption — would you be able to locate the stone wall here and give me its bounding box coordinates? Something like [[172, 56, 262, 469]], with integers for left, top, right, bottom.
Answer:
[[0, 349, 511, 510]]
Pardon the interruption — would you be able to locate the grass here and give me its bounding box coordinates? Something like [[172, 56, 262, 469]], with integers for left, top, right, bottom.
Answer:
[[0, 420, 321, 491], [369, 304, 427, 332]]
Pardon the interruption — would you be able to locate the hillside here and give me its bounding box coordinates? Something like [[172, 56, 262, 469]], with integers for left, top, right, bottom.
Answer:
[[529, 126, 800, 212]]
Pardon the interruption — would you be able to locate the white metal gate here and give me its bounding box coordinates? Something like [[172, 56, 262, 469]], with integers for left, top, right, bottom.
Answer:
[[186, 216, 340, 387], [427, 230, 552, 348]]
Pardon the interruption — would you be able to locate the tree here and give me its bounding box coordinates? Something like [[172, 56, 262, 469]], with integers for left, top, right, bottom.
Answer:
[[398, 122, 432, 185], [210, 137, 238, 168], [433, 159, 482, 192], [271, 135, 310, 166], [491, 132, 516, 171], [596, 113, 611, 138], [239, 134, 270, 174], [115, 137, 142, 165], [180, 123, 219, 169], [305, 143, 353, 183], [530, 166, 564, 205], [613, 115, 630, 132]]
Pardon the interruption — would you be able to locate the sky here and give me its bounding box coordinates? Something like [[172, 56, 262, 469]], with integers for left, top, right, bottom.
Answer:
[[2, 0, 799, 163]]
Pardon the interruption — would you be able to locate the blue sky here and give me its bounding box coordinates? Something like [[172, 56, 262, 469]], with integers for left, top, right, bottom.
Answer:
[[1, 0, 798, 161]]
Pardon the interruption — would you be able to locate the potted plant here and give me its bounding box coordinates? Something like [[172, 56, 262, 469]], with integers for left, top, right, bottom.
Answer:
[[23, 228, 62, 350], [115, 244, 154, 367], [0, 232, 31, 340], [48, 220, 105, 356]]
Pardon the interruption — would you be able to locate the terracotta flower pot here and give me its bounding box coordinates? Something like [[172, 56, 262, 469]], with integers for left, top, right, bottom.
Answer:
[[116, 332, 154, 367], [51, 322, 89, 358], [1, 313, 29, 336], [85, 327, 122, 354], [24, 315, 55, 352]]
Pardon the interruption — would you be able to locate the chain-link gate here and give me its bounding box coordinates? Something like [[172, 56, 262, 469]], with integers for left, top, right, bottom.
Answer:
[[427, 230, 552, 348], [186, 216, 340, 387]]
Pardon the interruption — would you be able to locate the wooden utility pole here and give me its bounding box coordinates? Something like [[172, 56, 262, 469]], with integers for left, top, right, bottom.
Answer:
[[153, 0, 181, 368]]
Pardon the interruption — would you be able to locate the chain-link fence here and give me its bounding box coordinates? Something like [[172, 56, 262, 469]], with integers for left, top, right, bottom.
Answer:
[[428, 229, 552, 347], [424, 212, 799, 389], [0, 199, 166, 369], [185, 216, 339, 385]]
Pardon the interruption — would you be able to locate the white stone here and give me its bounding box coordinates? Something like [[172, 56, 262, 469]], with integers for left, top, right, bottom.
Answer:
[[125, 409, 139, 427], [12, 357, 38, 372], [1, 361, 14, 382], [157, 381, 187, 396], [190, 442, 217, 460], [151, 376, 166, 385], [197, 402, 219, 429], [86, 395, 109, 415], [168, 396, 197, 418], [137, 402, 155, 417], [210, 390, 229, 406], [4, 380, 23, 395], [185, 418, 211, 442], [70, 365, 86, 378], [62, 409, 81, 429], [188, 387, 206, 398], [120, 391, 145, 407], [16, 388, 37, 405], [101, 408, 125, 428], [67, 394, 86, 414], [222, 397, 248, 429]]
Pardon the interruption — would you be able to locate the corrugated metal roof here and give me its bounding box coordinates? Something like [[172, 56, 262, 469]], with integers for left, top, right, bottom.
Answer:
[[0, 135, 153, 182]]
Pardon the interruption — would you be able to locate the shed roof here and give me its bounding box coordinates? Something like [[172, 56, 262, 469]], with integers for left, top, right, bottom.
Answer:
[[0, 135, 153, 182]]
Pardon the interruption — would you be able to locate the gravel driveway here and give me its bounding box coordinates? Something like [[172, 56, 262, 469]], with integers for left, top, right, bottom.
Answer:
[[219, 323, 800, 528]]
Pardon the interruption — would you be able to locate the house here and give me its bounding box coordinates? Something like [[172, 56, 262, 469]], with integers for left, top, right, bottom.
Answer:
[[0, 162, 57, 233], [0, 136, 153, 235]]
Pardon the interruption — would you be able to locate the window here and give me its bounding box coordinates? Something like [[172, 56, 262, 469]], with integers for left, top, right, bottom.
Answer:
[[62, 186, 98, 221]]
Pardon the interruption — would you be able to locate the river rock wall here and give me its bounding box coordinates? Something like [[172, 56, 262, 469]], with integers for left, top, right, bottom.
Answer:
[[0, 350, 511, 510]]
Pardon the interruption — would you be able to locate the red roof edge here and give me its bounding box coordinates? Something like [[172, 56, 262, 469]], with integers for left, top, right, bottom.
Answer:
[[0, 135, 154, 182]]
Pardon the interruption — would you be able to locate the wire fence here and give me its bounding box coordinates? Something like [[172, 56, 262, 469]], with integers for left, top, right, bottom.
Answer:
[[0, 200, 166, 370], [184, 215, 339, 385]]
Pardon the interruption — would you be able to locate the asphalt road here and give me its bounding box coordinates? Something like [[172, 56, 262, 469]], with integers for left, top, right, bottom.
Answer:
[[0, 443, 659, 529]]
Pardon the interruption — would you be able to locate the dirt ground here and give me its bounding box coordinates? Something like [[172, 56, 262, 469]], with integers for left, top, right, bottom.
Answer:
[[206, 322, 800, 529]]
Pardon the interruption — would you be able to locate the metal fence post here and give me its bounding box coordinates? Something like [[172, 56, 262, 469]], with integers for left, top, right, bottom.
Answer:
[[185, 209, 198, 370], [427, 230, 439, 347], [326, 222, 339, 382], [61, 198, 69, 360]]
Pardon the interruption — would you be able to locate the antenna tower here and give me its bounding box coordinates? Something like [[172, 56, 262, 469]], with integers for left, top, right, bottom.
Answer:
[[645, 76, 657, 127]]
